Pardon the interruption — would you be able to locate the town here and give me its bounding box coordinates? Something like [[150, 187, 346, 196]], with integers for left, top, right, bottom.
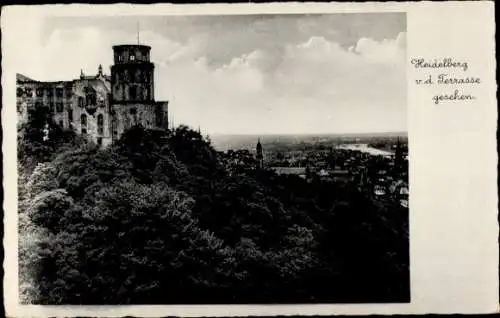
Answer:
[[219, 135, 409, 208]]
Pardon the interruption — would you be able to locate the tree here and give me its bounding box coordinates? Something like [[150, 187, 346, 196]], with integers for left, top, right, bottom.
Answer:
[[18, 107, 85, 172], [28, 189, 75, 233], [38, 181, 232, 304]]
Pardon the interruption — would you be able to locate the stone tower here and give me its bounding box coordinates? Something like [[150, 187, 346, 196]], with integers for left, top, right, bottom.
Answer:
[[110, 44, 168, 142]]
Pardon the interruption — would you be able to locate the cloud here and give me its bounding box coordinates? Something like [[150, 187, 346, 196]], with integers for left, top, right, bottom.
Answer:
[[354, 31, 406, 65], [161, 32, 406, 134], [15, 18, 407, 135]]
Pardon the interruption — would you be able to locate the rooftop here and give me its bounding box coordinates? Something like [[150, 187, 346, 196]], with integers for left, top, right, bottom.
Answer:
[[17, 73, 37, 83], [270, 167, 306, 175], [113, 44, 151, 50]]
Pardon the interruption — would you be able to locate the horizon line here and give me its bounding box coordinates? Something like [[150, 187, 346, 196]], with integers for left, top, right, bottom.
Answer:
[[199, 131, 409, 136]]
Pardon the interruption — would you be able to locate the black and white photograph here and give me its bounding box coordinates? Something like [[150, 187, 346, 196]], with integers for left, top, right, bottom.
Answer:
[[15, 12, 410, 305]]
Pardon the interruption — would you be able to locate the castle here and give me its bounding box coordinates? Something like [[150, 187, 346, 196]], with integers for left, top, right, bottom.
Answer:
[[16, 44, 169, 147]]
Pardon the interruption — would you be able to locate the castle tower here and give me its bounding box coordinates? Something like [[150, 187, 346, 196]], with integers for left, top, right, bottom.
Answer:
[[110, 44, 168, 142], [256, 138, 264, 169]]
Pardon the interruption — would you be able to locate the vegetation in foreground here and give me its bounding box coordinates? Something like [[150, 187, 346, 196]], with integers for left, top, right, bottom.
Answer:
[[18, 108, 409, 304]]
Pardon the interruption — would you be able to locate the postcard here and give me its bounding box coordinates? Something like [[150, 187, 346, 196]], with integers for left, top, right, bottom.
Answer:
[[2, 1, 497, 317]]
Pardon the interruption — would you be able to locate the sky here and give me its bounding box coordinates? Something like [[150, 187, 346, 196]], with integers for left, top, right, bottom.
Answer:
[[15, 13, 407, 135]]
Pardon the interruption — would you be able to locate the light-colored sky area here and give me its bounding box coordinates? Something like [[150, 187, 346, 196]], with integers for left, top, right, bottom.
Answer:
[[15, 13, 406, 134]]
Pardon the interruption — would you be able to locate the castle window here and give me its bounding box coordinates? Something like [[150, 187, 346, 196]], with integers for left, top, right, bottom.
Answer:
[[82, 128, 87, 134], [129, 87, 137, 100], [81, 113, 87, 129], [25, 88, 33, 96], [78, 96, 84, 107], [66, 89, 72, 98], [56, 102, 64, 113], [17, 88, 23, 97], [85, 93, 96, 106], [130, 54, 135, 61], [68, 109, 73, 122], [47, 89, 53, 97], [56, 88, 63, 97], [155, 107, 163, 127], [49, 103, 55, 112], [98, 95, 105, 106], [59, 120, 63, 127], [130, 108, 137, 125], [97, 114, 104, 135], [97, 137, 102, 146], [36, 88, 44, 97], [118, 55, 123, 62]]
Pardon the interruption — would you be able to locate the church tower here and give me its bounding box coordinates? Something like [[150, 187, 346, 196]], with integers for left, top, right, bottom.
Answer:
[[110, 44, 168, 142], [394, 136, 404, 174], [256, 138, 264, 169]]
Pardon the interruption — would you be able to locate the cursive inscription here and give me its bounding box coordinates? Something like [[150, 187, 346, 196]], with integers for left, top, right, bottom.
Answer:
[[411, 57, 481, 104]]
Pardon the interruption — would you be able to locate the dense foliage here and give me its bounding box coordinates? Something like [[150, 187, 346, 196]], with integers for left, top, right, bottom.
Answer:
[[18, 113, 409, 304]]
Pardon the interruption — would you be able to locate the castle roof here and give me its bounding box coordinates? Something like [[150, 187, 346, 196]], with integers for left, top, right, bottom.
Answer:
[[16, 73, 37, 83], [113, 44, 151, 50]]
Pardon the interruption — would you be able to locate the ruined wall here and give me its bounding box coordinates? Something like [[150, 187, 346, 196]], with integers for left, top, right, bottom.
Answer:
[[17, 81, 73, 127], [72, 79, 112, 146], [155, 101, 169, 129], [111, 103, 157, 141]]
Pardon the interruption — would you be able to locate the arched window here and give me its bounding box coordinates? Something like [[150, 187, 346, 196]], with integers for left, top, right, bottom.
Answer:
[[129, 86, 137, 100], [17, 88, 23, 97], [111, 116, 118, 140], [97, 114, 104, 135], [81, 114, 87, 134]]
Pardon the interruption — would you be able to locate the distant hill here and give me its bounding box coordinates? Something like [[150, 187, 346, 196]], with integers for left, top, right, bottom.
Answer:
[[209, 132, 408, 152]]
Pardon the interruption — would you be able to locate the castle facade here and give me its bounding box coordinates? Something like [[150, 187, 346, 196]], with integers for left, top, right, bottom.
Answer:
[[16, 44, 169, 147]]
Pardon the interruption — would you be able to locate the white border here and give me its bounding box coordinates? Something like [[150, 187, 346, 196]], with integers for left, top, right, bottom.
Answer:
[[2, 2, 498, 316]]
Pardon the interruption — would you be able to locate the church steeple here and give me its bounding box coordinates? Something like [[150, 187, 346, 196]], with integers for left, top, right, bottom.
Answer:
[[394, 136, 404, 174], [98, 64, 103, 76], [256, 138, 263, 169]]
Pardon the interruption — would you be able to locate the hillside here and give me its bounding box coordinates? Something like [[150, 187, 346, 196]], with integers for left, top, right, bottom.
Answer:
[[18, 113, 409, 304]]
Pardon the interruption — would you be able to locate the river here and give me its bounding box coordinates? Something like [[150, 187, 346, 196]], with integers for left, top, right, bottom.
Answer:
[[335, 144, 394, 157]]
